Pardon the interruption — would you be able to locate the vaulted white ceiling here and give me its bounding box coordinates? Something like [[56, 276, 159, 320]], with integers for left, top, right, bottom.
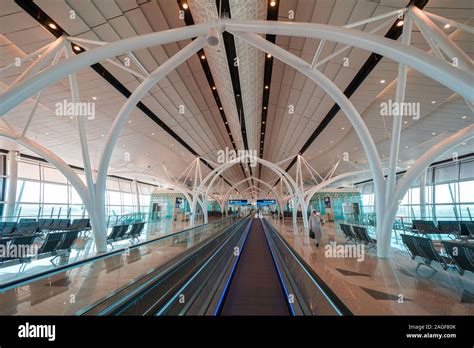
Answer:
[[0, 0, 472, 195]]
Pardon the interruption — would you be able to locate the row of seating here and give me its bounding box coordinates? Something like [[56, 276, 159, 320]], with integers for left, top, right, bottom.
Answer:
[[0, 218, 90, 238], [401, 234, 473, 276], [339, 223, 376, 250], [412, 220, 474, 236], [0, 230, 80, 268], [106, 222, 145, 248]]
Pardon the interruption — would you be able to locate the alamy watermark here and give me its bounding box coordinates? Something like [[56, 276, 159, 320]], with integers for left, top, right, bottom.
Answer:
[[0, 244, 38, 259], [324, 241, 365, 262], [217, 147, 258, 168], [380, 99, 420, 120], [55, 99, 95, 120]]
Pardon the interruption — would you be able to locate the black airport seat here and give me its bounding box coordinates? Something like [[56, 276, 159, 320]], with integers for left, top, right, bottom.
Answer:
[[116, 224, 130, 240], [401, 234, 451, 271], [412, 220, 440, 234], [38, 219, 54, 230], [69, 218, 90, 230], [442, 241, 474, 275], [19, 218, 37, 224], [339, 223, 357, 242], [57, 230, 79, 252], [128, 222, 145, 243], [437, 221, 461, 234], [107, 225, 123, 245], [37, 232, 65, 255], [0, 222, 17, 237], [460, 222, 474, 237], [352, 226, 376, 248], [14, 222, 40, 236]]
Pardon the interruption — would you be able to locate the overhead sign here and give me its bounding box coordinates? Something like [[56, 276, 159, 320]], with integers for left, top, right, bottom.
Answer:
[[256, 199, 276, 206], [228, 199, 248, 206]]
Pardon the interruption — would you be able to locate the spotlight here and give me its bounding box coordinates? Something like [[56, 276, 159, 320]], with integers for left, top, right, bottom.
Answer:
[[270, 1, 276, 7], [73, 45, 81, 52], [182, 3, 188, 10], [380, 79, 385, 84], [201, 54, 205, 60], [267, 54, 272, 58], [444, 23, 451, 29], [48, 23, 57, 30], [396, 20, 404, 27]]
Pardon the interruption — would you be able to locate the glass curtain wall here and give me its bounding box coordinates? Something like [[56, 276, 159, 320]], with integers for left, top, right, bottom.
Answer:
[[356, 156, 474, 222], [5, 156, 155, 221]]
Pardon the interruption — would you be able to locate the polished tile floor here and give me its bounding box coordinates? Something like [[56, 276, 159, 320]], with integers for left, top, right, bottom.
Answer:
[[269, 218, 474, 315]]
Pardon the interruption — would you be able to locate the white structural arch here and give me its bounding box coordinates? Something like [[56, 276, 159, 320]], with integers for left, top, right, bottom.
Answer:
[[193, 155, 308, 229], [0, 5, 472, 257]]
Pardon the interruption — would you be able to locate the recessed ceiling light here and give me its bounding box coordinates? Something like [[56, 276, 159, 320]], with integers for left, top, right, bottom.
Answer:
[[404, 121, 408, 124], [69, 116, 74, 120], [219, 107, 223, 110], [92, 96, 97, 100], [262, 121, 265, 124], [462, 116, 467, 119], [267, 54, 272, 58], [262, 132, 264, 135], [330, 141, 334, 144], [265, 85, 269, 89], [225, 122, 228, 124], [432, 132, 436, 135], [151, 132, 155, 135], [73, 45, 81, 52], [431, 100, 436, 104], [396, 20, 404, 27], [48, 23, 57, 30], [45, 132, 49, 135], [182, 3, 188, 10], [263, 106, 267, 110], [270, 1, 276, 7], [128, 120, 132, 123], [341, 127, 345, 130], [380, 79, 386, 84], [461, 143, 466, 146], [212, 86, 216, 90], [101, 134, 104, 137], [444, 23, 451, 29]]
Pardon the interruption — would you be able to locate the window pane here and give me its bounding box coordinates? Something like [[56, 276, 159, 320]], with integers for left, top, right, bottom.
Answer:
[[459, 181, 474, 202], [16, 180, 40, 202], [43, 166, 67, 184], [18, 161, 40, 180], [44, 183, 68, 204]]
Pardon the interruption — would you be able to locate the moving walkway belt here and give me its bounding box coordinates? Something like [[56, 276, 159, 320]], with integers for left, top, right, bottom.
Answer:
[[218, 218, 291, 315]]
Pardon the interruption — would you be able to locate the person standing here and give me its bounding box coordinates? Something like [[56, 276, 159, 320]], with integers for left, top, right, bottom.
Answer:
[[309, 210, 323, 247]]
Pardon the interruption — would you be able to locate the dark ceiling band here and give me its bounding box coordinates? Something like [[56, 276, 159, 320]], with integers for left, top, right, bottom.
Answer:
[[269, 0, 429, 191], [178, 0, 250, 187], [15, 0, 237, 191]]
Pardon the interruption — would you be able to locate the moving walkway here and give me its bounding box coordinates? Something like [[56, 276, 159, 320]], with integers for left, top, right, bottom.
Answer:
[[83, 217, 351, 316]]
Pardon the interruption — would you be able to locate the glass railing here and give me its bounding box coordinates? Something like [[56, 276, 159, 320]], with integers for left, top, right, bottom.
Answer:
[[78, 216, 246, 315], [0, 216, 240, 315]]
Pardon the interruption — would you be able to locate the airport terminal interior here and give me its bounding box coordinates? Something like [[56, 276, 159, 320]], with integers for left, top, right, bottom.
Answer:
[[0, 0, 473, 320]]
